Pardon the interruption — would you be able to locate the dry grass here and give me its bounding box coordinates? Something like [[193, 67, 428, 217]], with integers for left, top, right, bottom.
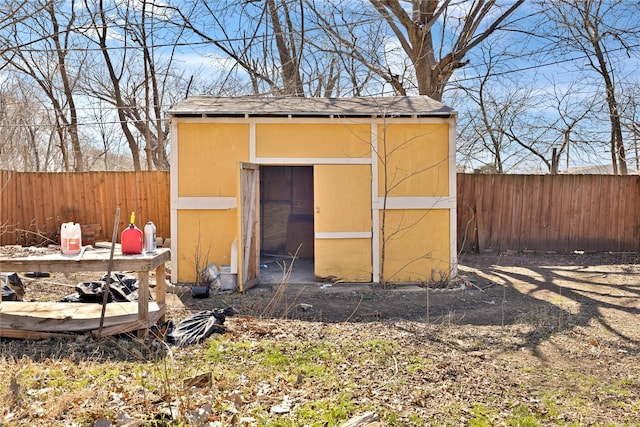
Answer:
[[2, 251, 640, 426], [2, 310, 640, 426]]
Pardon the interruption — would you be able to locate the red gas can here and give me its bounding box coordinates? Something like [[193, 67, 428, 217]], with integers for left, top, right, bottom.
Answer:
[[121, 212, 143, 254]]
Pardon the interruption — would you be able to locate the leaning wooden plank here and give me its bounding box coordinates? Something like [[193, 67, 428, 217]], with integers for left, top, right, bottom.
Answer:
[[91, 320, 148, 339], [0, 301, 161, 332], [91, 307, 165, 339], [93, 320, 150, 339], [0, 327, 76, 340]]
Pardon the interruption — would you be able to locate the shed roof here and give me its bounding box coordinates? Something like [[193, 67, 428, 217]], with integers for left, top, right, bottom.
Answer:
[[168, 95, 455, 118]]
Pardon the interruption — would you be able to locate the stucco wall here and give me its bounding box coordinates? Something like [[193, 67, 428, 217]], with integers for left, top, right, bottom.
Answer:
[[376, 123, 453, 282], [256, 123, 371, 158], [176, 123, 250, 282], [172, 117, 455, 284]]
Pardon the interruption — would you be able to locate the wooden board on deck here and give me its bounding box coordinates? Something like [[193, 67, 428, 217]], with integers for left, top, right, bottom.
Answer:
[[0, 301, 164, 334]]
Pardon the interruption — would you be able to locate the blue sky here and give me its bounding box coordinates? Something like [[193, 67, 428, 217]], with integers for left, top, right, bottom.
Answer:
[[3, 0, 639, 173]]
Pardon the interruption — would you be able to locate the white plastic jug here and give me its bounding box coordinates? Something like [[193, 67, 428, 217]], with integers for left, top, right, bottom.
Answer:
[[60, 222, 82, 255], [144, 221, 157, 254]]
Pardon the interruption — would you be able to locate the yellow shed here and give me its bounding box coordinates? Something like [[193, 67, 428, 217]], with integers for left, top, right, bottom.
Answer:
[[168, 96, 457, 289]]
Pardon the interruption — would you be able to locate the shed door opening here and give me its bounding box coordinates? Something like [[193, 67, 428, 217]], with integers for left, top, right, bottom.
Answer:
[[260, 166, 315, 283]]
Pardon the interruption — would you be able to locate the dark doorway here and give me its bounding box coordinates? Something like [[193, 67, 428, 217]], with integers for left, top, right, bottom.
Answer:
[[259, 166, 315, 283]]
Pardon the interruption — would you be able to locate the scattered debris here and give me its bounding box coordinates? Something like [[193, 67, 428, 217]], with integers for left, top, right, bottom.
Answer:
[[359, 312, 383, 321], [481, 281, 498, 290], [191, 262, 224, 298], [190, 285, 211, 299], [1, 272, 24, 301], [340, 411, 383, 427], [454, 275, 498, 291], [166, 283, 190, 294], [184, 372, 213, 388], [199, 262, 221, 288], [454, 275, 477, 290], [297, 303, 313, 312], [24, 272, 50, 278], [185, 403, 212, 426], [270, 395, 293, 414]]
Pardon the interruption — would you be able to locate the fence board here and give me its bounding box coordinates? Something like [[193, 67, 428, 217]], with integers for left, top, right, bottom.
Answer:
[[621, 176, 636, 251], [0, 171, 170, 247], [586, 175, 601, 251], [568, 176, 581, 250], [496, 174, 510, 251], [457, 173, 640, 253], [537, 175, 551, 250]]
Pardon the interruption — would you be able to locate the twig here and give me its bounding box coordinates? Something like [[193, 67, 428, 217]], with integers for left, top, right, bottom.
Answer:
[[344, 295, 364, 322], [261, 247, 300, 318], [98, 208, 120, 339], [391, 354, 399, 378]]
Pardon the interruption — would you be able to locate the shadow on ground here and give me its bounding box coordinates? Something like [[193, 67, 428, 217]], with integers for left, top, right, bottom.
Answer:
[[178, 251, 640, 351]]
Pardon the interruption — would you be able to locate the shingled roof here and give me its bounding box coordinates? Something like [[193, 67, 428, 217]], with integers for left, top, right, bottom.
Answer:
[[169, 95, 455, 118]]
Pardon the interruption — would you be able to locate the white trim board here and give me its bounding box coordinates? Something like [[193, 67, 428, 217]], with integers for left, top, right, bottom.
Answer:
[[255, 157, 371, 165], [249, 123, 257, 163], [370, 122, 380, 283], [170, 119, 179, 284], [373, 197, 455, 210], [172, 116, 453, 125], [449, 117, 458, 276], [175, 197, 237, 210], [315, 231, 372, 239]]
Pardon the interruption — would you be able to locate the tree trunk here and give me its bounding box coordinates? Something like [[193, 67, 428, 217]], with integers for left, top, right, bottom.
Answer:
[[48, 3, 84, 172], [92, 0, 142, 170], [266, 0, 305, 96], [368, 0, 524, 101], [590, 27, 627, 174]]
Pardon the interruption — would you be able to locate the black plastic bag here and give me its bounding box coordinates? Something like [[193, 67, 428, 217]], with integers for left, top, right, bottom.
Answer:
[[1, 273, 25, 301], [75, 281, 109, 303], [167, 307, 235, 347], [60, 273, 142, 303], [2, 283, 17, 301]]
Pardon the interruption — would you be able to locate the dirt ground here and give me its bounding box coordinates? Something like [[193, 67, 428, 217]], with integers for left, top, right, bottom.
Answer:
[[3, 249, 640, 425], [7, 249, 640, 341], [177, 251, 640, 334]]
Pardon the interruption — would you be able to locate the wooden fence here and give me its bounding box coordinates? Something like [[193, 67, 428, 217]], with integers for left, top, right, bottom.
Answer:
[[0, 170, 170, 247], [457, 174, 640, 253], [2, 171, 639, 253]]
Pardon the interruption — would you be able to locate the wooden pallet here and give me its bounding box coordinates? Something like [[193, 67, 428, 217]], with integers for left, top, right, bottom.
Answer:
[[0, 301, 165, 339]]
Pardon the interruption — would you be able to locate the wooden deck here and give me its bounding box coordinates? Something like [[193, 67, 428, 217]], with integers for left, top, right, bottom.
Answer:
[[0, 246, 170, 339]]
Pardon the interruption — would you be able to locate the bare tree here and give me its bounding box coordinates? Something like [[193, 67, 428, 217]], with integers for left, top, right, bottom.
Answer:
[[118, 0, 179, 170], [167, 0, 361, 97], [618, 82, 640, 171], [79, 0, 197, 170], [81, 0, 143, 170], [265, 0, 305, 96], [313, 0, 525, 100], [460, 69, 600, 174], [0, 1, 43, 59], [456, 44, 531, 173], [0, 0, 87, 171], [0, 77, 64, 171], [541, 0, 640, 175]]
